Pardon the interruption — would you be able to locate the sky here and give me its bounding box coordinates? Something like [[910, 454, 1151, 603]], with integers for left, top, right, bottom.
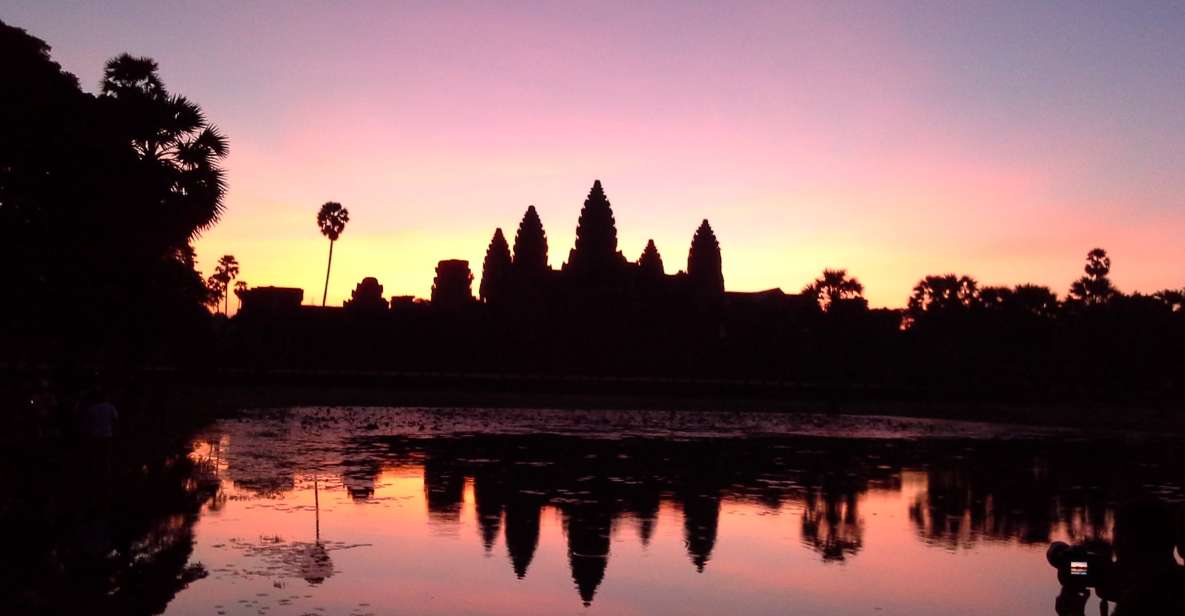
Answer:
[[4, 1, 1184, 307]]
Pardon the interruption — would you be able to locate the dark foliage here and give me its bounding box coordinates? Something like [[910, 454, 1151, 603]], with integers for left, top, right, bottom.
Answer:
[[1069, 248, 1117, 306], [1, 21, 221, 366]]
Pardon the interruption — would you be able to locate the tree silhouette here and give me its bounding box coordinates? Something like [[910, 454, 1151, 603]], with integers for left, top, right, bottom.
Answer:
[[316, 201, 349, 306], [512, 205, 548, 272], [687, 219, 724, 295], [908, 274, 980, 318], [1, 23, 225, 364], [480, 228, 512, 304], [981, 284, 1059, 318], [206, 255, 239, 314], [905, 272, 981, 324], [565, 180, 622, 273], [638, 239, 664, 277], [234, 280, 248, 313], [344, 277, 388, 313], [1153, 289, 1184, 312], [1069, 248, 1117, 306], [100, 53, 229, 249], [804, 269, 864, 311]]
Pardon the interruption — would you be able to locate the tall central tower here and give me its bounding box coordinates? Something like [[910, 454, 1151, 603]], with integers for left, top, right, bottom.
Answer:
[[564, 180, 625, 275]]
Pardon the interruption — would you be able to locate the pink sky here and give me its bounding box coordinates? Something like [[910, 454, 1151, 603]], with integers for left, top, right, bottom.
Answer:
[[6, 2, 1183, 307]]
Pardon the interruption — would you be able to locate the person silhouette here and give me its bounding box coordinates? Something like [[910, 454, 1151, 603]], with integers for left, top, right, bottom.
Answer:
[[1100, 499, 1185, 615], [1050, 499, 1185, 615]]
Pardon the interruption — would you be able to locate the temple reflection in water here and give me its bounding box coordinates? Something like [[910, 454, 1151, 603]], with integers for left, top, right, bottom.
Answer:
[[186, 409, 1184, 610]]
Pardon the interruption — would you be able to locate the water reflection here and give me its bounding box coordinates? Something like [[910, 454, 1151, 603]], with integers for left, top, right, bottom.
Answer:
[[166, 408, 1185, 615]]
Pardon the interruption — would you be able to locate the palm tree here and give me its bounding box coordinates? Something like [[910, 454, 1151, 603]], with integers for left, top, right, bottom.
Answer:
[[804, 269, 864, 311], [101, 54, 229, 250], [234, 280, 248, 313], [208, 255, 239, 314], [1068, 248, 1117, 306], [316, 202, 350, 306]]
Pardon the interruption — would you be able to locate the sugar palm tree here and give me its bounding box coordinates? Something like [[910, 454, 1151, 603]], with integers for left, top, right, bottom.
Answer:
[[316, 202, 350, 306], [101, 54, 229, 250], [804, 269, 864, 311], [210, 255, 239, 314], [234, 280, 248, 313]]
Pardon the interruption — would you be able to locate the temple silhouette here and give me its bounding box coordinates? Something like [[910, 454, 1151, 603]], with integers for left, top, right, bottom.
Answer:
[[241, 180, 730, 316]]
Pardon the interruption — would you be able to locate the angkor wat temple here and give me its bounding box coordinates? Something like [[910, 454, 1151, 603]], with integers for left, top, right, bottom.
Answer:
[[229, 180, 1178, 402], [471, 179, 726, 313], [234, 180, 850, 377]]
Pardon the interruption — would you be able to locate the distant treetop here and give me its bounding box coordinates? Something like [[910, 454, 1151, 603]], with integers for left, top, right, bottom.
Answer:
[[317, 202, 349, 242], [1069, 248, 1117, 306]]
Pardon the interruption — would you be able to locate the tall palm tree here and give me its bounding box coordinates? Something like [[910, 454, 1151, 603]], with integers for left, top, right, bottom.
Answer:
[[101, 54, 229, 250], [234, 280, 248, 313], [316, 202, 349, 306], [210, 255, 239, 314]]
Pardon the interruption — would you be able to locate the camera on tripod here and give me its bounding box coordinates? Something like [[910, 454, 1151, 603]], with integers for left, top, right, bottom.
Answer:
[[1046, 540, 1112, 589]]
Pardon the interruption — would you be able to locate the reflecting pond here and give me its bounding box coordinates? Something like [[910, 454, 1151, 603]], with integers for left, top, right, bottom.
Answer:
[[157, 408, 1185, 615]]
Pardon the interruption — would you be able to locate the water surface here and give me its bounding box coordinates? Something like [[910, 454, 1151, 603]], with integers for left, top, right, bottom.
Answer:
[[162, 407, 1184, 615]]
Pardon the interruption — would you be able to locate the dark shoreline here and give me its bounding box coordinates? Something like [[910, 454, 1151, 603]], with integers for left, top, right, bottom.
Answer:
[[175, 371, 1185, 435]]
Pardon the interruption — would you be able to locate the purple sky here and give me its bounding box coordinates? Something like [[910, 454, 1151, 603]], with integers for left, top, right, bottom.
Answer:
[[4, 1, 1183, 306]]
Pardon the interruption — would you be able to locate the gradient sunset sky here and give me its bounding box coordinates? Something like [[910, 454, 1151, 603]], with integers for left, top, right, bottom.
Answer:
[[6, 1, 1184, 307]]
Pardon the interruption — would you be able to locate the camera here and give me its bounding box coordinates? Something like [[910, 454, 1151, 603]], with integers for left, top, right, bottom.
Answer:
[[1047, 540, 1112, 588]]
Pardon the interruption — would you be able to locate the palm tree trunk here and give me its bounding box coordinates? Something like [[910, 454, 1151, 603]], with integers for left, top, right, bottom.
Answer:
[[224, 283, 230, 315], [322, 239, 334, 306]]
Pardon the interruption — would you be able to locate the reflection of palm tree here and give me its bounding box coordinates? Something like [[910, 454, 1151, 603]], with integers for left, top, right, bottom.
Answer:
[[301, 475, 333, 585], [316, 202, 349, 306], [801, 489, 864, 561]]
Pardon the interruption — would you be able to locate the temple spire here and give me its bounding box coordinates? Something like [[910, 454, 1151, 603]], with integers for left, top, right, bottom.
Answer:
[[565, 180, 623, 274], [512, 205, 548, 272], [687, 219, 723, 295]]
